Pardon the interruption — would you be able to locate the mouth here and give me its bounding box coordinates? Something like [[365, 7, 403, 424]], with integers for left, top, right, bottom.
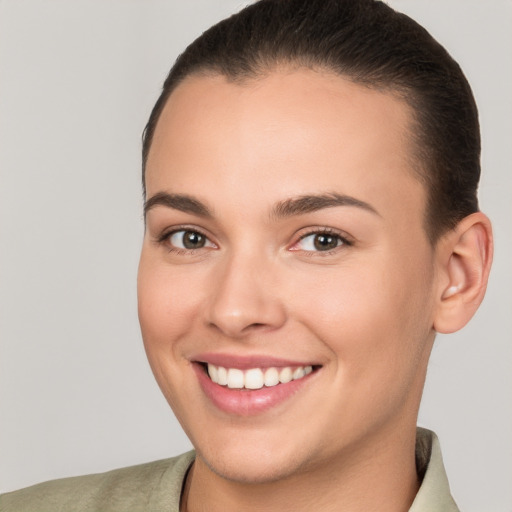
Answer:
[[204, 363, 314, 389], [192, 357, 321, 416]]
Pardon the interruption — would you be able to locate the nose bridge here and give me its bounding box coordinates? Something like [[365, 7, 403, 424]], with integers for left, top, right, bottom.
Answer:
[[206, 245, 286, 337]]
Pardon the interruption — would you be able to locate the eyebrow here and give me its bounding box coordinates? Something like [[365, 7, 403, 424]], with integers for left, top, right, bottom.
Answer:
[[271, 193, 380, 219], [144, 192, 213, 218], [143, 191, 379, 221]]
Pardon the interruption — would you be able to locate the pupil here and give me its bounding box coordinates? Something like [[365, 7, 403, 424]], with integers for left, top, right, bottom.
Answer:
[[314, 234, 338, 251], [183, 231, 205, 249]]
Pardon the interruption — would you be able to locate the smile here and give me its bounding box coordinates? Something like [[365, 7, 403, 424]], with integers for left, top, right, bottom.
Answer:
[[193, 358, 320, 415], [207, 363, 313, 390]]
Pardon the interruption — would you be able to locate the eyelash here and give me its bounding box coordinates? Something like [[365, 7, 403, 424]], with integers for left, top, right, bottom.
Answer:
[[292, 228, 353, 256], [156, 226, 353, 255], [156, 226, 215, 255]]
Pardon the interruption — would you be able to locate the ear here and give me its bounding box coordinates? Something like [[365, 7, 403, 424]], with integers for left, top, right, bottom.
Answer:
[[433, 212, 493, 334]]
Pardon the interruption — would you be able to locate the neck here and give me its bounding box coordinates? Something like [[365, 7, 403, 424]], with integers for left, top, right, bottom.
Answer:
[[182, 422, 420, 512]]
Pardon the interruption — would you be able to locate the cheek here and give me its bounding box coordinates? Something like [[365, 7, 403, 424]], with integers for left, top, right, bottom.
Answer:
[[292, 252, 434, 375], [137, 256, 203, 414], [137, 254, 201, 356]]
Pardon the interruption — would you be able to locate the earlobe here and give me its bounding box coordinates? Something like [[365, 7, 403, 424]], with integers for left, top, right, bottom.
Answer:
[[433, 212, 493, 334]]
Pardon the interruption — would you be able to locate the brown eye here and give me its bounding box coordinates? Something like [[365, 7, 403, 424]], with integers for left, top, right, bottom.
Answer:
[[169, 230, 213, 250], [313, 233, 340, 251], [183, 231, 205, 249], [295, 231, 347, 252]]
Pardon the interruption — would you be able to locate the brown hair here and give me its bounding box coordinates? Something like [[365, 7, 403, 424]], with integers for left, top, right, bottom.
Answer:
[[142, 0, 480, 242]]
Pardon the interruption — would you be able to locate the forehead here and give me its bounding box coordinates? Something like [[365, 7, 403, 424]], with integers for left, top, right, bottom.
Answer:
[[146, 68, 426, 227]]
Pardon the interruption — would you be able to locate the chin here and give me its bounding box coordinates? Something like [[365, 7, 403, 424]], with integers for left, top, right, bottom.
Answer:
[[193, 434, 318, 485], [200, 451, 304, 484]]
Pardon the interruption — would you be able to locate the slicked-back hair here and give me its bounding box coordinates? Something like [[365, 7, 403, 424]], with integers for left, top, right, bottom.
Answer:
[[142, 0, 480, 243]]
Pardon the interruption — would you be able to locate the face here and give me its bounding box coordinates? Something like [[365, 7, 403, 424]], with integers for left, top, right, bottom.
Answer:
[[138, 69, 439, 483]]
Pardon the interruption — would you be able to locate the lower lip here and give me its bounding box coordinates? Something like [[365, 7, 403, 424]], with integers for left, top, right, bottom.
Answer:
[[193, 364, 316, 416]]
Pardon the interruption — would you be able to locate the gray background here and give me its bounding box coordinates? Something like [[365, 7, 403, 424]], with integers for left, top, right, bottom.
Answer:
[[0, 1, 510, 510]]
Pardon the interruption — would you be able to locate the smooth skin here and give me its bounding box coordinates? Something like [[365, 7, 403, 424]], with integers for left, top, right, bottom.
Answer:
[[138, 68, 492, 512]]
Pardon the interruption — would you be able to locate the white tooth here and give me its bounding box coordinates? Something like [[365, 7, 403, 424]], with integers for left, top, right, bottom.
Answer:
[[292, 367, 305, 380], [208, 364, 218, 383], [217, 366, 228, 386], [304, 365, 313, 375], [227, 368, 244, 389], [264, 367, 279, 387], [279, 367, 293, 383], [245, 368, 264, 389]]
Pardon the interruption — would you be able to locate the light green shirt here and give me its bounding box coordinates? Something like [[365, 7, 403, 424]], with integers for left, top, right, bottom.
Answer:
[[410, 428, 459, 511], [0, 428, 459, 511]]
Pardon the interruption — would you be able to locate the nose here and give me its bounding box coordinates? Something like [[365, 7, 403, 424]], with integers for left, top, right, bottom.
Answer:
[[205, 252, 287, 338]]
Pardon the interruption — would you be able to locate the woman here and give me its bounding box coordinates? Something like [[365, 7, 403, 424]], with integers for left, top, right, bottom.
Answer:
[[0, 1, 497, 510]]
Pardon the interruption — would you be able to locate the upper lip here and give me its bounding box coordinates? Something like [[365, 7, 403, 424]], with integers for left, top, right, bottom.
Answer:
[[193, 352, 320, 370]]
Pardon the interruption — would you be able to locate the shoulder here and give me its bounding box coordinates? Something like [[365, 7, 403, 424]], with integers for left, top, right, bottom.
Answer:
[[0, 451, 195, 512]]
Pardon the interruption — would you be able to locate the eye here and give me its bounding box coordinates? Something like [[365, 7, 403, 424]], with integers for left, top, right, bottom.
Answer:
[[168, 230, 215, 250], [294, 231, 349, 252]]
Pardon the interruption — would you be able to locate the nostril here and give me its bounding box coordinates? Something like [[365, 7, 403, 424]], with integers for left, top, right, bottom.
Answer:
[[246, 322, 266, 329]]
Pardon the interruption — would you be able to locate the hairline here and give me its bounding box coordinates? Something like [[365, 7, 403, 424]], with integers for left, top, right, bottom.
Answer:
[[142, 63, 442, 244]]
